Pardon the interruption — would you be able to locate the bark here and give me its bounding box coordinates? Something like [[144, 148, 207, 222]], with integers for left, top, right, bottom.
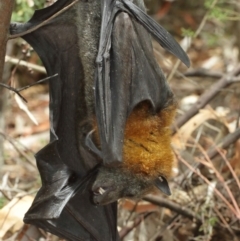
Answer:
[[0, 0, 14, 166]]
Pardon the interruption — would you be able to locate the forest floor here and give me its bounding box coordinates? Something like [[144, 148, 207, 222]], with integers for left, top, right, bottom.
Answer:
[[1, 1, 240, 241]]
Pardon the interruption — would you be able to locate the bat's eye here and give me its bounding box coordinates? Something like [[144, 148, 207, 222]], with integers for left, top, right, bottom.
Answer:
[[93, 187, 106, 196], [61, 172, 78, 191], [68, 173, 78, 185]]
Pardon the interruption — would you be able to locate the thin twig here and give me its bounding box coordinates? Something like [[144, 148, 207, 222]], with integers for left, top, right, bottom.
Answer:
[[0, 82, 27, 102], [194, 0, 219, 38], [217, 146, 240, 191], [167, 0, 219, 82], [0, 74, 58, 102], [178, 128, 240, 194], [5, 55, 46, 73], [0, 187, 28, 193], [149, 214, 180, 241], [206, 128, 240, 160], [119, 212, 152, 239], [214, 206, 237, 238], [175, 151, 240, 219], [143, 195, 202, 222], [125, 201, 139, 223], [0, 132, 35, 167], [184, 68, 223, 78], [197, 151, 240, 218], [18, 73, 58, 91]]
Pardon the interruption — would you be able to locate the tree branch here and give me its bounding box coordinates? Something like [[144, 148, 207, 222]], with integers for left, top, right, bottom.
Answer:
[[143, 195, 202, 222], [0, 0, 14, 83], [184, 68, 223, 78], [0, 74, 58, 102], [5, 55, 46, 73], [206, 128, 240, 160], [0, 0, 15, 167], [173, 65, 240, 133]]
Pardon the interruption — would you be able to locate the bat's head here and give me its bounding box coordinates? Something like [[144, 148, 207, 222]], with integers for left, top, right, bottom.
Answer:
[[92, 166, 171, 205]]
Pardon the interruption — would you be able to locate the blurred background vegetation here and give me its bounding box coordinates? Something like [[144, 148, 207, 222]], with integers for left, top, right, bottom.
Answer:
[[11, 0, 46, 22]]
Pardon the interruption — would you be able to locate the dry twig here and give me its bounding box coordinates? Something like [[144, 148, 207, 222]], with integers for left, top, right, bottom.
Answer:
[[143, 195, 201, 222], [119, 212, 152, 239], [175, 151, 240, 219], [173, 66, 240, 133], [0, 74, 58, 102]]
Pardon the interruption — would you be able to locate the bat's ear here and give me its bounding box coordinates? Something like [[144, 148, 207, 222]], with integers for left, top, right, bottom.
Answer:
[[154, 176, 171, 196]]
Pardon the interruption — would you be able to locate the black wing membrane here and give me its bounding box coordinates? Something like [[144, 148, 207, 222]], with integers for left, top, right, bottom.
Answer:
[[94, 0, 189, 165], [10, 0, 118, 240], [120, 0, 190, 67]]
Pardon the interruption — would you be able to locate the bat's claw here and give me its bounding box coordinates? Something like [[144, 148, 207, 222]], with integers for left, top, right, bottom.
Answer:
[[85, 130, 102, 158]]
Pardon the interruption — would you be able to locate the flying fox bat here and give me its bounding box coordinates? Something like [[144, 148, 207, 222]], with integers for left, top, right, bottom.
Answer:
[[10, 0, 189, 240], [87, 0, 189, 205]]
